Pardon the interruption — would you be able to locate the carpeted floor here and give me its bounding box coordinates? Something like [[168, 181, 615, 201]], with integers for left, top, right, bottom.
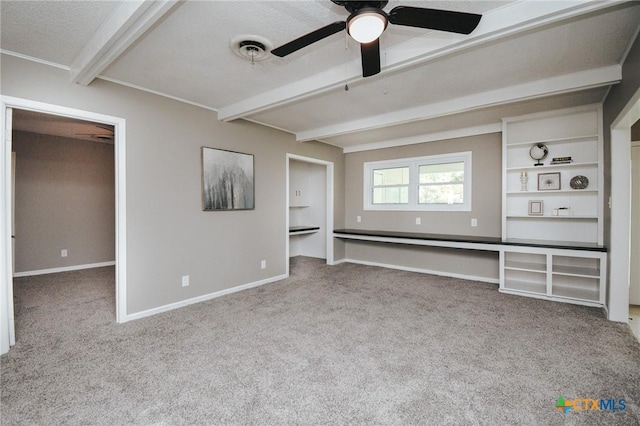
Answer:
[[2, 257, 639, 425]]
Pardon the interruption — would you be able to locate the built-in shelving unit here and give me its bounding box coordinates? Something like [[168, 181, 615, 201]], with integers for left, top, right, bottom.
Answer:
[[288, 159, 326, 259], [500, 105, 606, 307], [289, 226, 320, 236]]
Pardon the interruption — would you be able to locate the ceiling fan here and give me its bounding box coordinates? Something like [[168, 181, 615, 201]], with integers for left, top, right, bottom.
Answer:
[[76, 123, 114, 141], [271, 1, 482, 78]]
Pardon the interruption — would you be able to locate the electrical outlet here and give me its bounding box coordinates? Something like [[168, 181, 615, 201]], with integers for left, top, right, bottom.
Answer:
[[471, 218, 478, 227], [356, 215, 361, 223], [415, 217, 421, 225], [261, 260, 267, 269], [61, 249, 68, 257], [181, 275, 189, 287]]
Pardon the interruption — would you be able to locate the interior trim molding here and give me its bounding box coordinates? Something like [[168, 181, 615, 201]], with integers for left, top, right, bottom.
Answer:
[[13, 261, 116, 278], [70, 0, 178, 85], [297, 65, 621, 142], [123, 273, 288, 323], [0, 49, 70, 71]]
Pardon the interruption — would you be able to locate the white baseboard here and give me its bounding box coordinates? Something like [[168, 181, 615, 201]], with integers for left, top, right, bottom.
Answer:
[[13, 261, 116, 278], [123, 273, 289, 322], [340, 258, 499, 284]]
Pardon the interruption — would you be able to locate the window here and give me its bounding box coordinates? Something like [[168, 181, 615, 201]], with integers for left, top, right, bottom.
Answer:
[[372, 167, 409, 204], [364, 152, 472, 211]]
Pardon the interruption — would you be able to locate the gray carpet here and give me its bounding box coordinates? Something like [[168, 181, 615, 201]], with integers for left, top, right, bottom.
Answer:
[[2, 257, 639, 425]]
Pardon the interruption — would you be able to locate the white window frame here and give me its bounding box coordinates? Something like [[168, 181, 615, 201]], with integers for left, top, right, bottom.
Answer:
[[364, 151, 472, 211]]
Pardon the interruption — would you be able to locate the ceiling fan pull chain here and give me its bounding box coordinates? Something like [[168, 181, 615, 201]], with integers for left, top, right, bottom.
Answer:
[[344, 32, 349, 91]]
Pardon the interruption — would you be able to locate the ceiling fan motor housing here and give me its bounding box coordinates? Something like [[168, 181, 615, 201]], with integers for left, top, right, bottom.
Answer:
[[332, 0, 389, 13]]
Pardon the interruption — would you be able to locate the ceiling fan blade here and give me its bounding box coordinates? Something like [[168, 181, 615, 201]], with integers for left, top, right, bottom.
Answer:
[[94, 123, 114, 132], [388, 6, 481, 35], [361, 38, 380, 77], [271, 21, 346, 57]]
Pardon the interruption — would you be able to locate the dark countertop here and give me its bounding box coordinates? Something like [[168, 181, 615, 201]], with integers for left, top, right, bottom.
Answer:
[[333, 229, 607, 252], [290, 226, 320, 233]]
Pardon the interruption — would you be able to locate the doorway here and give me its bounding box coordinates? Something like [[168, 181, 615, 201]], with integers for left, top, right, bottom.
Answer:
[[610, 88, 640, 323], [629, 137, 640, 340], [1, 96, 127, 354], [286, 154, 334, 276], [631, 139, 640, 306]]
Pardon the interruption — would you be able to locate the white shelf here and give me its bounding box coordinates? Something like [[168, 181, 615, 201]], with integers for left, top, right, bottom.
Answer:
[[503, 279, 547, 295], [506, 134, 598, 148], [506, 189, 598, 195], [552, 265, 600, 278], [506, 215, 598, 220], [506, 162, 598, 171], [504, 260, 546, 273], [552, 285, 599, 302]]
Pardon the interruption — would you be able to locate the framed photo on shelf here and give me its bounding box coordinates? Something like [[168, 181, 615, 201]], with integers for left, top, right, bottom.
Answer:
[[538, 172, 561, 191], [528, 200, 544, 216]]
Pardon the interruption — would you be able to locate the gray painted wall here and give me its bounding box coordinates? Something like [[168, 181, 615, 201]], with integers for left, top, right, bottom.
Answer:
[[342, 133, 502, 280], [344, 133, 502, 235], [1, 54, 344, 315], [13, 131, 115, 272]]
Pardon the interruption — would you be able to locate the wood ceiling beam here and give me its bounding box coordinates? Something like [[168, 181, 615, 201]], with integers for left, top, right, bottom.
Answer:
[[218, 1, 622, 123], [296, 65, 622, 142], [69, 0, 178, 86]]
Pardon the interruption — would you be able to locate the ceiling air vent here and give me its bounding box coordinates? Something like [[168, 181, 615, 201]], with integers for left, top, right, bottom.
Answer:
[[230, 35, 273, 63]]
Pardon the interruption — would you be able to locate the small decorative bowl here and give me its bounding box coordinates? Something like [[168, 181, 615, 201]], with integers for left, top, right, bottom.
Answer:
[[570, 175, 589, 189]]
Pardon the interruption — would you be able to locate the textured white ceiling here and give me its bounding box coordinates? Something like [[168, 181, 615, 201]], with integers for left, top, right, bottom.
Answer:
[[246, 5, 640, 133], [12, 109, 114, 143], [0, 1, 119, 65], [1, 0, 638, 151]]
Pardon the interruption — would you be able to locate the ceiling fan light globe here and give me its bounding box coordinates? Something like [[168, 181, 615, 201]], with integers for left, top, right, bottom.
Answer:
[[348, 11, 387, 44]]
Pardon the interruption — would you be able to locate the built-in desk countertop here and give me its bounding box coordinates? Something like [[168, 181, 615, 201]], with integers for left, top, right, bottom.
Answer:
[[333, 229, 607, 252]]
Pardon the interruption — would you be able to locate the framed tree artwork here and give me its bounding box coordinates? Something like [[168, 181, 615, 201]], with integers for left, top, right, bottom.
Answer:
[[202, 147, 254, 211]]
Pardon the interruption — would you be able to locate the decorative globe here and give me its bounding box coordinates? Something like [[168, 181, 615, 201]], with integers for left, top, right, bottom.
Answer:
[[529, 143, 548, 166]]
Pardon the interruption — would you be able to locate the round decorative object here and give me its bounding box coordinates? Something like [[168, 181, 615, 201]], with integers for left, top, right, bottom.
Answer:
[[529, 143, 548, 166], [570, 175, 589, 190]]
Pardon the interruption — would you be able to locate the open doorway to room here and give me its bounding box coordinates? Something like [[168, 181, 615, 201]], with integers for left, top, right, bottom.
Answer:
[[12, 109, 115, 342], [12, 109, 116, 277], [286, 154, 334, 275], [1, 97, 127, 354]]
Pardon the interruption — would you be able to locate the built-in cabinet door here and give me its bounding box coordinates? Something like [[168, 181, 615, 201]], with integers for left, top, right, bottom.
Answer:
[[289, 162, 309, 207]]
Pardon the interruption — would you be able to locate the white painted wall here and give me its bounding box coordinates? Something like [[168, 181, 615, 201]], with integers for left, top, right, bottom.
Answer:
[[630, 143, 640, 305], [1, 54, 345, 323], [12, 130, 115, 274]]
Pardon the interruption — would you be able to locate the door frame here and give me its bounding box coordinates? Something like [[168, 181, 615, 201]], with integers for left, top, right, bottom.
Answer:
[[609, 86, 640, 322], [1, 96, 127, 353], [286, 153, 334, 276], [631, 141, 640, 305]]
